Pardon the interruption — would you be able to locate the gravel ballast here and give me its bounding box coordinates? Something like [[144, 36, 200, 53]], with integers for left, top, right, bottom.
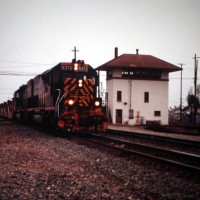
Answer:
[[0, 120, 199, 200]]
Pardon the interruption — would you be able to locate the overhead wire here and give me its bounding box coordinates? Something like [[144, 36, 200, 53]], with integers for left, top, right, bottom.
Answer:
[[0, 59, 54, 76], [0, 71, 37, 76], [0, 59, 53, 65]]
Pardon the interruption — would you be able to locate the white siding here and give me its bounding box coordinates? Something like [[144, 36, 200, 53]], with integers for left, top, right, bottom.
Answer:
[[107, 79, 169, 125]]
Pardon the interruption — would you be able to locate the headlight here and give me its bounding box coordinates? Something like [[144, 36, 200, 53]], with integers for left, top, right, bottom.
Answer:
[[74, 63, 78, 71], [78, 79, 83, 87], [68, 99, 75, 106], [94, 100, 100, 107]]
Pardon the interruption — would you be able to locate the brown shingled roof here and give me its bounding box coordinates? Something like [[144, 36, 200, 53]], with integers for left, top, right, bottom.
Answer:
[[96, 54, 181, 72]]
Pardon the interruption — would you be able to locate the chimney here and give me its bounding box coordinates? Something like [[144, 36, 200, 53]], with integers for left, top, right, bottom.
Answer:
[[115, 47, 118, 58], [136, 49, 139, 55]]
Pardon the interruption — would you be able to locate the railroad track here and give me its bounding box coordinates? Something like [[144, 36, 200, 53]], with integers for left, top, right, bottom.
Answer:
[[108, 129, 200, 147], [6, 119, 200, 172], [81, 133, 200, 173]]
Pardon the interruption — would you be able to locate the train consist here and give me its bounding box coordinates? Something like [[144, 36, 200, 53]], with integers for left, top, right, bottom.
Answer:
[[0, 60, 108, 133]]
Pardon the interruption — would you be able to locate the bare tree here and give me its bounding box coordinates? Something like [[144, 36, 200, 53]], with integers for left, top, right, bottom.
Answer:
[[187, 88, 200, 125]]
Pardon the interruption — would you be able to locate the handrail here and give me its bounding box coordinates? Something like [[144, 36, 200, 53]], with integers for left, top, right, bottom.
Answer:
[[55, 89, 69, 118]]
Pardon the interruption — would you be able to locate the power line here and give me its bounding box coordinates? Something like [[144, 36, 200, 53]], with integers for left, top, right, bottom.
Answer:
[[0, 92, 13, 94], [0, 66, 37, 68], [0, 88, 16, 90], [0, 72, 37, 76], [0, 59, 52, 65]]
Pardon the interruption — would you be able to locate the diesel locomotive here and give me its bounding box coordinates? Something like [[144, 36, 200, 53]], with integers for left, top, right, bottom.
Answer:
[[0, 59, 108, 133]]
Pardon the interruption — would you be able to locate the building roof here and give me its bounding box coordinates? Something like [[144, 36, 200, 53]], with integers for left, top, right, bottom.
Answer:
[[96, 53, 181, 72]]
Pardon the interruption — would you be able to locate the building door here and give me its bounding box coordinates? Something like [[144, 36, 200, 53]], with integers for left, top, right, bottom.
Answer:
[[116, 109, 122, 123]]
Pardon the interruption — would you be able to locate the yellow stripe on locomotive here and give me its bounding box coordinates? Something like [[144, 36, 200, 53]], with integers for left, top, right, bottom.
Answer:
[[64, 78, 94, 108]]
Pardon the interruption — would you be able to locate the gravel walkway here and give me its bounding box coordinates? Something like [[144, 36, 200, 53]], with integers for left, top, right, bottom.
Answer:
[[0, 120, 199, 200]]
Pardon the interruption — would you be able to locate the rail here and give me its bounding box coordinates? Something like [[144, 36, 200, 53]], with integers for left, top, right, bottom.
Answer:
[[86, 134, 200, 173]]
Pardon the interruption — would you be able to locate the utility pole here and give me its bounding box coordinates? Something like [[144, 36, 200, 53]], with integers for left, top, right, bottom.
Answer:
[[72, 46, 79, 61], [194, 54, 199, 97], [178, 63, 184, 122], [193, 54, 199, 125]]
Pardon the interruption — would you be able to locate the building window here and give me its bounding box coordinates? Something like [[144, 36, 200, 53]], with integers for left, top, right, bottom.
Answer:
[[107, 69, 113, 78], [129, 109, 134, 119], [154, 111, 161, 116], [122, 70, 129, 77], [144, 92, 149, 103], [117, 91, 122, 102], [121, 68, 161, 79]]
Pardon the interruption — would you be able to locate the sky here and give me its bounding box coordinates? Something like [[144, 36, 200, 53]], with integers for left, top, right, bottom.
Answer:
[[0, 0, 199, 108]]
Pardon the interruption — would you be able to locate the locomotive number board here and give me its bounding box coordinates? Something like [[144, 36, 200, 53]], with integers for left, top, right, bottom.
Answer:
[[61, 65, 88, 72]]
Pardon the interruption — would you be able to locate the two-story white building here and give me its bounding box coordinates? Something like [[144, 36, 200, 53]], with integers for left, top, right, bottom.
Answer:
[[96, 48, 181, 125]]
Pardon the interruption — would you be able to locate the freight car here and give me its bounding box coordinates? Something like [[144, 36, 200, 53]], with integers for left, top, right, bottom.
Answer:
[[2, 59, 108, 133], [0, 100, 13, 119]]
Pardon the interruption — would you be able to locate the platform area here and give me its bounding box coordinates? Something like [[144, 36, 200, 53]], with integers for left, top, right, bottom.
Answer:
[[108, 124, 200, 142]]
